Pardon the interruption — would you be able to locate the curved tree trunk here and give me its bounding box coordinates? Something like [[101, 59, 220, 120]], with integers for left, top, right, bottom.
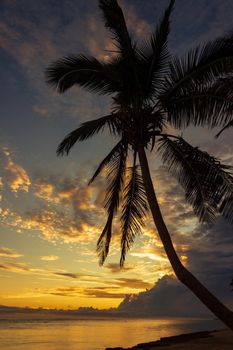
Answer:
[[138, 145, 233, 330]]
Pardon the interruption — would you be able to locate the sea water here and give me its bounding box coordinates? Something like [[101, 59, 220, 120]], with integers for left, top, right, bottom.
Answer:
[[0, 318, 224, 350]]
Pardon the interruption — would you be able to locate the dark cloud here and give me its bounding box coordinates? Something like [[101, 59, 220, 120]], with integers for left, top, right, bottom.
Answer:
[[84, 289, 126, 299], [0, 262, 31, 272], [38, 286, 126, 299], [115, 278, 152, 290], [117, 275, 216, 317], [117, 216, 233, 316], [105, 263, 133, 273], [54, 272, 78, 279]]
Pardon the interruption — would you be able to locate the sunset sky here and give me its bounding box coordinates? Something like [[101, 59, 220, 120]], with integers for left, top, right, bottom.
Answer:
[[0, 0, 233, 312]]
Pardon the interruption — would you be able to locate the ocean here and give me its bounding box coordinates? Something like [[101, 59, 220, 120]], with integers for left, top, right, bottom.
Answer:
[[0, 318, 224, 350]]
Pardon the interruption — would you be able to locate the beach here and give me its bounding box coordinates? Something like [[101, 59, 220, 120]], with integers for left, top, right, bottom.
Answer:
[[106, 329, 233, 350]]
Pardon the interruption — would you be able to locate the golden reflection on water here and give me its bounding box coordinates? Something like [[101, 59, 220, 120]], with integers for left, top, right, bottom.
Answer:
[[0, 318, 222, 350]]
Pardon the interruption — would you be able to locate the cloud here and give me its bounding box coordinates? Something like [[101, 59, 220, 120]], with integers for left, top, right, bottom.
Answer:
[[33, 178, 56, 203], [0, 247, 23, 258], [0, 152, 106, 248], [115, 278, 152, 290], [0, 261, 32, 273], [0, 0, 111, 121], [31, 286, 127, 299], [32, 105, 49, 117], [54, 272, 78, 279], [119, 0, 151, 40], [83, 288, 126, 299], [0, 147, 31, 193], [40, 255, 59, 261], [131, 251, 167, 262], [0, 259, 93, 282], [117, 275, 216, 317], [0, 202, 100, 245], [105, 263, 133, 273]]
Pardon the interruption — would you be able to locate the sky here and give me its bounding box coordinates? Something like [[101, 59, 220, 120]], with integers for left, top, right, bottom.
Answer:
[[0, 0, 233, 314]]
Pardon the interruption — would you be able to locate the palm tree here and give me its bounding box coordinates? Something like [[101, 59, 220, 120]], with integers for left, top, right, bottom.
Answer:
[[46, 0, 233, 329], [216, 119, 233, 138]]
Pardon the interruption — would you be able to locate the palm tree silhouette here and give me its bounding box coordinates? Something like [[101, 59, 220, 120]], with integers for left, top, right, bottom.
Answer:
[[46, 0, 233, 329], [216, 119, 233, 138]]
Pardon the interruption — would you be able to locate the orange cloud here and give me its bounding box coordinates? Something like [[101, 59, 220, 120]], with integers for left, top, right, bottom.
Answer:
[[0, 147, 31, 193], [40, 255, 59, 261], [0, 247, 23, 258], [114, 278, 152, 290], [0, 261, 33, 273], [34, 180, 55, 203], [0, 205, 99, 244], [131, 251, 167, 262], [0, 260, 85, 281]]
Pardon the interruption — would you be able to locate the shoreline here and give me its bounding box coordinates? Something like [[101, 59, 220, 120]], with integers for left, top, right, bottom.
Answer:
[[106, 329, 233, 350]]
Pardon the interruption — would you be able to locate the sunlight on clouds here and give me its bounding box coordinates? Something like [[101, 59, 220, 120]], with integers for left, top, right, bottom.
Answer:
[[34, 180, 56, 203], [3, 280, 152, 302], [131, 252, 167, 262], [0, 261, 34, 273], [0, 207, 96, 244], [0, 247, 23, 258], [0, 260, 83, 281], [0, 159, 106, 248], [0, 147, 31, 193], [0, 148, 194, 311], [40, 255, 59, 261], [181, 255, 188, 263]]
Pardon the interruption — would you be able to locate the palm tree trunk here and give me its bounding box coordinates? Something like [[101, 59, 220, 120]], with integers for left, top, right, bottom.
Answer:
[[138, 145, 233, 330]]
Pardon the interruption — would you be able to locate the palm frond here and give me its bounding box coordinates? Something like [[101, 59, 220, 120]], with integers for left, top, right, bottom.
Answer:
[[139, 0, 174, 99], [220, 195, 233, 223], [45, 54, 120, 94], [99, 0, 134, 58], [162, 32, 233, 101], [57, 114, 118, 155], [165, 79, 233, 128], [89, 140, 124, 184], [158, 136, 233, 223], [97, 141, 128, 265], [97, 213, 113, 266], [120, 159, 148, 266], [216, 119, 233, 138]]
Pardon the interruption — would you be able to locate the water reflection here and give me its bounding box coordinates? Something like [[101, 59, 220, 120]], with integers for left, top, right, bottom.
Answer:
[[0, 318, 223, 350]]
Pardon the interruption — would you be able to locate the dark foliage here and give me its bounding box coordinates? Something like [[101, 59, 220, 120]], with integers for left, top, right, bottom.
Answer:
[[47, 0, 233, 264]]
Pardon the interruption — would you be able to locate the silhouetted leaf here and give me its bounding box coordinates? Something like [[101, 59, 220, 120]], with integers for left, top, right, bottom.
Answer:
[[89, 140, 124, 185], [46, 54, 120, 94], [139, 0, 174, 99], [99, 0, 134, 58], [161, 33, 233, 126], [165, 79, 233, 128], [97, 141, 128, 265], [57, 114, 118, 155], [158, 136, 233, 223], [120, 161, 148, 266], [216, 119, 233, 138]]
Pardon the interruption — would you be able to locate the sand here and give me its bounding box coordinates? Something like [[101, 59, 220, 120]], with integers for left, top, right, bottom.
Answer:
[[106, 329, 233, 350]]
